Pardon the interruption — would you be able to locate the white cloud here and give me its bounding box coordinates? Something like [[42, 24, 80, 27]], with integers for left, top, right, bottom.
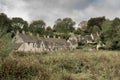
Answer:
[[0, 0, 120, 27], [0, 0, 29, 21]]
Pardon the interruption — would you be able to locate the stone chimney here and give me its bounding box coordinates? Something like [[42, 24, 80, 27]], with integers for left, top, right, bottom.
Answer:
[[53, 35, 56, 38], [58, 36, 61, 39], [37, 33, 39, 38], [47, 35, 50, 38], [22, 30, 25, 34], [91, 33, 94, 40], [30, 33, 32, 36], [96, 32, 99, 37], [44, 35, 46, 38], [16, 30, 19, 34], [28, 32, 32, 36]]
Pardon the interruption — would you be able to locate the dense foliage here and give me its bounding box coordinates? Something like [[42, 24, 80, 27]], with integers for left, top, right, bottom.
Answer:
[[0, 12, 120, 80], [53, 18, 75, 33], [100, 18, 120, 50], [0, 12, 120, 50], [0, 32, 14, 57], [29, 20, 46, 35], [11, 17, 28, 33]]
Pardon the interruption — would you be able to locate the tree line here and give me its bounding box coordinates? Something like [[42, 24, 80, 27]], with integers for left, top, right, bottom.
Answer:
[[0, 13, 120, 50], [0, 13, 76, 39]]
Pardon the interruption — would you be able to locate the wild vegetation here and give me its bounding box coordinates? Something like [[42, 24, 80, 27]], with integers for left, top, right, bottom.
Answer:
[[0, 50, 120, 80], [0, 12, 120, 80], [1, 13, 120, 50]]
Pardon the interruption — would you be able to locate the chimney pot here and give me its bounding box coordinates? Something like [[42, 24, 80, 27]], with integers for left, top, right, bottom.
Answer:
[[37, 33, 39, 37], [47, 35, 50, 38], [53, 35, 56, 38], [22, 30, 25, 34], [44, 35, 46, 38], [29, 32, 32, 36], [58, 36, 60, 39], [16, 30, 19, 34]]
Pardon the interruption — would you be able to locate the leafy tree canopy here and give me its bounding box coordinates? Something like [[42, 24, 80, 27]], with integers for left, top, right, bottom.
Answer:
[[0, 13, 11, 32], [100, 18, 120, 50], [53, 18, 75, 33], [11, 17, 28, 33], [87, 16, 106, 33], [29, 20, 46, 35]]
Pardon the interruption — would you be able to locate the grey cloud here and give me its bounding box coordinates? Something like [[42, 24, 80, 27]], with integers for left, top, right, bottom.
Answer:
[[24, 0, 96, 25], [25, 0, 95, 12], [0, 0, 120, 26], [0, 0, 29, 20]]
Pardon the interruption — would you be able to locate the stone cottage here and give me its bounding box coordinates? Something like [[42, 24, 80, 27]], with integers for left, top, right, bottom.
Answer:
[[14, 32, 78, 52]]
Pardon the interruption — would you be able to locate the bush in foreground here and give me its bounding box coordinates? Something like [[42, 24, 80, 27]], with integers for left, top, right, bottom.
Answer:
[[0, 50, 119, 80]]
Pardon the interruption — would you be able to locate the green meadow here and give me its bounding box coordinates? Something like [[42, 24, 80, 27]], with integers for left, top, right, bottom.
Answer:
[[0, 50, 120, 80]]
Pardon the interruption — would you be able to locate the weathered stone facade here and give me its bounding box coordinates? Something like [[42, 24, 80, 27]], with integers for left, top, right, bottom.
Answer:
[[14, 33, 78, 52]]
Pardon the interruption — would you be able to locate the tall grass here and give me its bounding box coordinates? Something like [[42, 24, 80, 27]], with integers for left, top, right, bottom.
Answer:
[[0, 50, 120, 80]]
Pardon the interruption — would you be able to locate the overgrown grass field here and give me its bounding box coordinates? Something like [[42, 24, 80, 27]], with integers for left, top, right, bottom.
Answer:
[[0, 50, 120, 80]]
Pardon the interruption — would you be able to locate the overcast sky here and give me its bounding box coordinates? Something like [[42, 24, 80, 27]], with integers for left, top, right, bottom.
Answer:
[[0, 0, 120, 26]]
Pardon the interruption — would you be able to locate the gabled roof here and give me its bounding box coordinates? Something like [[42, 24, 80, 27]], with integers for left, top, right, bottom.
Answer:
[[43, 38, 68, 48], [18, 34, 38, 43], [15, 43, 22, 50], [44, 38, 66, 43], [36, 40, 43, 48], [69, 39, 77, 45], [17, 33, 70, 49]]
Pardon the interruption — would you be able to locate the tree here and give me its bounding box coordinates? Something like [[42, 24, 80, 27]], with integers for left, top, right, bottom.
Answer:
[[78, 21, 88, 30], [29, 20, 46, 35], [53, 18, 75, 33], [46, 26, 52, 32], [0, 13, 11, 37], [45, 26, 53, 36], [11, 17, 28, 33], [74, 28, 82, 35], [112, 17, 120, 27], [87, 16, 105, 33], [100, 18, 120, 50], [0, 32, 14, 57]]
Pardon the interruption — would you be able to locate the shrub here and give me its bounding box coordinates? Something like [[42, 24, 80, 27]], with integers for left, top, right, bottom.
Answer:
[[0, 56, 51, 80], [0, 33, 14, 57], [41, 51, 48, 55], [0, 50, 120, 80]]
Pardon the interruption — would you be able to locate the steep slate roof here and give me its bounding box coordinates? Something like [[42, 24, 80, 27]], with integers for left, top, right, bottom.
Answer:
[[17, 33, 70, 50], [44, 40, 53, 48], [84, 35, 93, 41], [15, 43, 22, 50], [36, 40, 43, 48], [18, 34, 38, 43], [69, 39, 77, 45], [42, 38, 68, 48], [66, 42, 70, 46], [44, 38, 66, 43]]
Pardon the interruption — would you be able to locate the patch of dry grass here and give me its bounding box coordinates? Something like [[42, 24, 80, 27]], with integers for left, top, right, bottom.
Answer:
[[0, 50, 120, 80]]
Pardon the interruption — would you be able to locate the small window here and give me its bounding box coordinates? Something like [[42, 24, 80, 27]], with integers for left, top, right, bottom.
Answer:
[[28, 42, 30, 45]]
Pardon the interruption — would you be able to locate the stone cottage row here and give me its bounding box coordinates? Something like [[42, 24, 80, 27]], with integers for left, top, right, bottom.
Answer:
[[14, 33, 78, 52]]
